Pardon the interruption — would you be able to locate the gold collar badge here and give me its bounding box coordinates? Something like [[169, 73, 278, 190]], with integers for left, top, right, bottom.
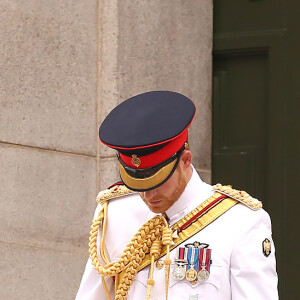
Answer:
[[131, 154, 141, 167]]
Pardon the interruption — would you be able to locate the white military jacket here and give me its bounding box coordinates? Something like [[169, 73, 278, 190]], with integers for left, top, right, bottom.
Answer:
[[76, 167, 278, 300]]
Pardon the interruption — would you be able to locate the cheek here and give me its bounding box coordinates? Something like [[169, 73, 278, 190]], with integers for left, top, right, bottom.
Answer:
[[146, 170, 180, 198], [157, 182, 174, 197], [163, 175, 179, 194]]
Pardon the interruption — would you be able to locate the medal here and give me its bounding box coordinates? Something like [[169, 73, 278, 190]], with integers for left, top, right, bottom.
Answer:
[[186, 268, 198, 282], [186, 247, 199, 282], [198, 248, 211, 282], [173, 265, 186, 281], [173, 247, 187, 281], [198, 268, 210, 282]]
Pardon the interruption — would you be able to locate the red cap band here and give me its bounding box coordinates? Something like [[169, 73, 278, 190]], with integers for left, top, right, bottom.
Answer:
[[119, 129, 188, 169]]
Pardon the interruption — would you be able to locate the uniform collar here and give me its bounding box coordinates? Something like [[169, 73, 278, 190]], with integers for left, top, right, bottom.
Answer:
[[146, 165, 214, 226]]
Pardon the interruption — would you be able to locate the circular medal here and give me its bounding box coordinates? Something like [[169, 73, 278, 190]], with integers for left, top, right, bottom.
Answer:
[[172, 265, 186, 281], [198, 269, 210, 282], [186, 268, 198, 282]]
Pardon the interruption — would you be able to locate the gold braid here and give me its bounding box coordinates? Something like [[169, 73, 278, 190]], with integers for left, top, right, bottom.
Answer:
[[89, 201, 169, 300]]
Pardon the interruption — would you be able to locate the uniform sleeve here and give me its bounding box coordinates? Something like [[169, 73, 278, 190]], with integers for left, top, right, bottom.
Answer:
[[230, 209, 278, 300], [75, 204, 115, 300], [75, 258, 114, 300]]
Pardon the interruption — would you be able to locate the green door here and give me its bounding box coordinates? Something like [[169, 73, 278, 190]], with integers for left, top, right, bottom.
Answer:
[[212, 1, 300, 299]]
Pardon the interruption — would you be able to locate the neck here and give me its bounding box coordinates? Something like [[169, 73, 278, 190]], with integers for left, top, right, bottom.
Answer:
[[182, 165, 193, 185]]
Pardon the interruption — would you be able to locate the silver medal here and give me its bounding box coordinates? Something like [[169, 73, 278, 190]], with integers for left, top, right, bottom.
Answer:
[[198, 248, 210, 282], [173, 247, 188, 281], [198, 268, 210, 282], [172, 265, 186, 280]]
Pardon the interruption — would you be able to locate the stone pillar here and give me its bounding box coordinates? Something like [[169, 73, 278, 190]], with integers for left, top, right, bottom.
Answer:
[[0, 1, 98, 299], [0, 1, 212, 299]]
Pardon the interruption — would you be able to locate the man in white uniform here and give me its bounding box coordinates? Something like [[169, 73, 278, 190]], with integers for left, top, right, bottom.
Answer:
[[76, 91, 278, 300]]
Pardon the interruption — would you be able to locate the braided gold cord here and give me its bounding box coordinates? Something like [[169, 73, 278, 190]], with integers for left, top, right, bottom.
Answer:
[[145, 240, 162, 300], [115, 218, 166, 300], [89, 206, 169, 300], [162, 227, 172, 300], [102, 275, 112, 300], [100, 202, 110, 264]]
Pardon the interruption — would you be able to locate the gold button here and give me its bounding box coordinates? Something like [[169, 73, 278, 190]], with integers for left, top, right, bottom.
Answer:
[[191, 279, 198, 285], [155, 259, 164, 270]]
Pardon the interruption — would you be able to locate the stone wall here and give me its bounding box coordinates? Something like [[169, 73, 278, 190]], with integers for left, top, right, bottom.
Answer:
[[0, 1, 212, 299], [99, 0, 213, 185]]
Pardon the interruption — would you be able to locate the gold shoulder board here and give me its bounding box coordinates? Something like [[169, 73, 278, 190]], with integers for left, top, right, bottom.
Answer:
[[212, 184, 262, 210], [96, 184, 135, 204]]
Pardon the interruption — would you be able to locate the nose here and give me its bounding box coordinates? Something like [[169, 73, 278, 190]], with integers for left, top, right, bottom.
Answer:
[[142, 189, 157, 200]]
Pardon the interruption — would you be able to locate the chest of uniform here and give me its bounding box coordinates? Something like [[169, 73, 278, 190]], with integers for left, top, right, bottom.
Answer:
[[128, 232, 232, 300]]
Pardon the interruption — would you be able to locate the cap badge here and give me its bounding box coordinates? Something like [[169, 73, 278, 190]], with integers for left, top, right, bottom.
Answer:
[[262, 238, 271, 257], [131, 154, 141, 167]]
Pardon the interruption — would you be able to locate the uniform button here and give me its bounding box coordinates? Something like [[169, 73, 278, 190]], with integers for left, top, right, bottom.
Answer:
[[155, 259, 164, 270]]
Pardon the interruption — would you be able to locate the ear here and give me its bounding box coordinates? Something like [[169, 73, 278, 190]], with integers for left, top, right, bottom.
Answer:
[[180, 150, 192, 169]]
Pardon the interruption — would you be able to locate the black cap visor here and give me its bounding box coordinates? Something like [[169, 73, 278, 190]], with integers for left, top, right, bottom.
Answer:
[[118, 148, 184, 192]]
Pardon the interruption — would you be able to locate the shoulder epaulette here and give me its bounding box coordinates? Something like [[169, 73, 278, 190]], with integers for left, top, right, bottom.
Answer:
[[96, 184, 135, 204], [212, 184, 262, 210]]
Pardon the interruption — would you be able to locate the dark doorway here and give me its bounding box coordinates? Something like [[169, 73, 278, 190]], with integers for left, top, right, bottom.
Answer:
[[212, 1, 300, 298]]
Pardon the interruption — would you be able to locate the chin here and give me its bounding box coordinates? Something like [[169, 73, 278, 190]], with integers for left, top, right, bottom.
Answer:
[[148, 206, 166, 214], [149, 208, 163, 214]]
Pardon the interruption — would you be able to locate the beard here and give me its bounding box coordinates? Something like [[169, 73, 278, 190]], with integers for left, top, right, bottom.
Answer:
[[140, 167, 188, 213]]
